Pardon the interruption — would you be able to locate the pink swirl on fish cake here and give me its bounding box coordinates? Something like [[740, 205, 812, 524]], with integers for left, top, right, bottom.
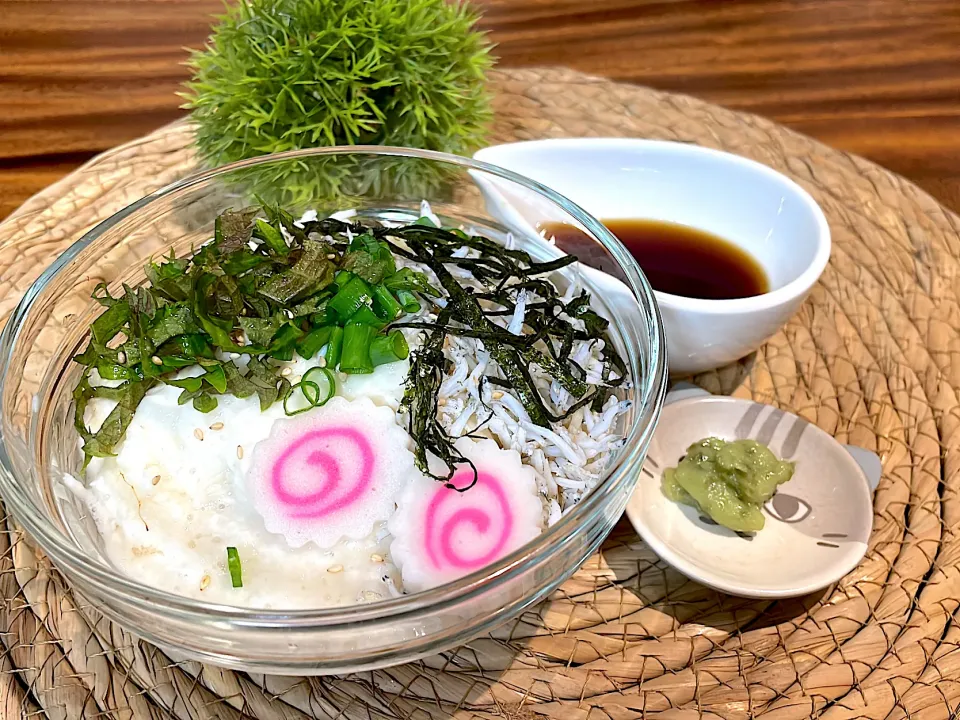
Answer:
[[424, 470, 513, 571], [269, 427, 373, 519]]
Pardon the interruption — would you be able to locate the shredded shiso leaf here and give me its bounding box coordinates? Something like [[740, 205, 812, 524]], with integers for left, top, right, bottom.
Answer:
[[72, 205, 436, 466], [73, 207, 626, 491]]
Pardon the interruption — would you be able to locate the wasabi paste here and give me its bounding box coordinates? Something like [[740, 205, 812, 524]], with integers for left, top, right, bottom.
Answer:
[[662, 437, 795, 533]]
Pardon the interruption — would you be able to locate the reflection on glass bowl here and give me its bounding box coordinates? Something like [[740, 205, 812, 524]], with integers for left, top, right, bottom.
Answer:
[[0, 147, 666, 674]]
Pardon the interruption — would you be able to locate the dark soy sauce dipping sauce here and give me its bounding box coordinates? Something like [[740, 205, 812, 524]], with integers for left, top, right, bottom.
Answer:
[[541, 219, 770, 300]]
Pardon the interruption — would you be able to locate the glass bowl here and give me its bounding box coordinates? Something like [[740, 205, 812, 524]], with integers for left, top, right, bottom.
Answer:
[[0, 147, 666, 674]]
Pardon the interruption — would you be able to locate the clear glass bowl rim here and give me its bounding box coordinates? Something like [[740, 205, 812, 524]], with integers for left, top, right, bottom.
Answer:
[[0, 145, 667, 628]]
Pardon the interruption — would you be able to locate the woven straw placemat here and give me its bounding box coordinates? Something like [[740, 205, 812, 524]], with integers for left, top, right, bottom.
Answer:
[[1, 67, 959, 720]]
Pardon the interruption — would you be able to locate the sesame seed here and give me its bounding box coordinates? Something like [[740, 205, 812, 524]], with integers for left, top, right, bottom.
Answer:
[[437, 398, 447, 407], [493, 391, 504, 400], [370, 553, 384, 563], [326, 253, 336, 260], [117, 351, 126, 364], [209, 422, 224, 431], [327, 564, 344, 574], [151, 355, 163, 365], [237, 445, 244, 459], [151, 475, 161, 486], [200, 575, 211, 591], [280, 367, 292, 376], [317, 357, 327, 368], [194, 428, 204, 441]]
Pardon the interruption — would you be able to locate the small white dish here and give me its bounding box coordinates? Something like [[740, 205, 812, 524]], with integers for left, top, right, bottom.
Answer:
[[624, 390, 875, 598], [473, 139, 831, 375]]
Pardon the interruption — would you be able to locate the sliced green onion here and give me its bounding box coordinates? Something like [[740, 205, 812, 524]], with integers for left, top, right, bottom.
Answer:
[[370, 330, 410, 367], [192, 393, 218, 413], [347, 305, 387, 330], [309, 308, 335, 327], [296, 326, 333, 360], [303, 366, 336, 404], [328, 275, 372, 323], [283, 380, 320, 415], [226, 546, 242, 588], [372, 284, 403, 322], [324, 326, 343, 368], [394, 289, 421, 314], [283, 366, 336, 415], [340, 322, 376, 374]]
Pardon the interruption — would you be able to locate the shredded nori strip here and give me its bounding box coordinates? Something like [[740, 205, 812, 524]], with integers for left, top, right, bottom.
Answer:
[[402, 306, 479, 491], [392, 223, 627, 485]]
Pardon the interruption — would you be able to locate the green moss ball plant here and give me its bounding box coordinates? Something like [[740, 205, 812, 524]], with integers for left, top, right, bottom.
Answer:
[[182, 0, 494, 205]]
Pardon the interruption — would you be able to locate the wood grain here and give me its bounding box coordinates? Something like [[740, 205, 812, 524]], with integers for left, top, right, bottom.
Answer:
[[2, 0, 960, 218]]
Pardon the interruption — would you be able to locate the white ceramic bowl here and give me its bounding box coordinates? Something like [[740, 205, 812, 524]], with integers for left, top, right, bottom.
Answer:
[[474, 139, 831, 375]]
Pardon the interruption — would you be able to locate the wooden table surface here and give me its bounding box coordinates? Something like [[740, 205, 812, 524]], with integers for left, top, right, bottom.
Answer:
[[3, 0, 960, 220]]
